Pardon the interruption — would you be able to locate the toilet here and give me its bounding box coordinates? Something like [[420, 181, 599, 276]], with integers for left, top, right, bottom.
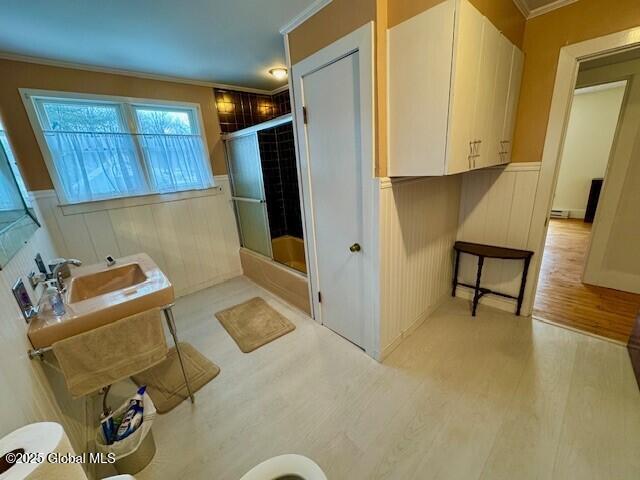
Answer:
[[240, 454, 327, 480]]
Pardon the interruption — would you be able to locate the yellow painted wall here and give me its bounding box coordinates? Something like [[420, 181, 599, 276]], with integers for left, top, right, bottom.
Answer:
[[0, 58, 225, 191], [376, 0, 388, 177], [288, 0, 377, 65], [288, 0, 386, 172], [512, 0, 640, 163]]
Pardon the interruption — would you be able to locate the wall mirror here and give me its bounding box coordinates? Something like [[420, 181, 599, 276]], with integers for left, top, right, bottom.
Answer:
[[0, 127, 39, 269]]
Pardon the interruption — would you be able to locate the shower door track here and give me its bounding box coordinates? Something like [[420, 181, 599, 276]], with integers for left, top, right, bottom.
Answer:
[[231, 196, 266, 204]]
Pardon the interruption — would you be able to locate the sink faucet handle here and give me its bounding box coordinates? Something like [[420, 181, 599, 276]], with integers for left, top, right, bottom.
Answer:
[[52, 258, 83, 293], [28, 271, 47, 289]]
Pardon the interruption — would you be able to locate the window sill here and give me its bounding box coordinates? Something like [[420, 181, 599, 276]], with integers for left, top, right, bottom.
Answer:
[[59, 185, 224, 216]]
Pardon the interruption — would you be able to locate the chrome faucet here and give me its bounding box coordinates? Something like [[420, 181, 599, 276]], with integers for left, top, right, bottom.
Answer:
[[53, 259, 82, 293]]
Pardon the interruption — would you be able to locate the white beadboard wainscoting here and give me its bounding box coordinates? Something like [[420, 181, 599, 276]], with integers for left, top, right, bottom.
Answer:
[[0, 201, 87, 456], [379, 175, 462, 357], [32, 176, 242, 298], [456, 163, 541, 312]]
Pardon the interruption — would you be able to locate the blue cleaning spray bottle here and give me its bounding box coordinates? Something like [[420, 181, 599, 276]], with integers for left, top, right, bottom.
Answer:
[[115, 386, 146, 441], [100, 409, 115, 445]]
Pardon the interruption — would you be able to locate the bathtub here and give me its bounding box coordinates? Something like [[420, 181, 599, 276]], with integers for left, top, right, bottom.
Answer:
[[239, 247, 311, 314], [271, 235, 306, 274]]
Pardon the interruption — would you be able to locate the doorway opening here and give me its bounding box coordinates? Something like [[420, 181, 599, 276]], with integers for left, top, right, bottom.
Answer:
[[533, 50, 640, 343]]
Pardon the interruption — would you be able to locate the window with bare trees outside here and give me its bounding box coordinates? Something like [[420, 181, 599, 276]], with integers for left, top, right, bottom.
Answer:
[[23, 91, 213, 204]]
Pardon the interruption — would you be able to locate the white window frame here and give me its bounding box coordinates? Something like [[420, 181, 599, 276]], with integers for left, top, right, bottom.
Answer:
[[20, 88, 215, 206]]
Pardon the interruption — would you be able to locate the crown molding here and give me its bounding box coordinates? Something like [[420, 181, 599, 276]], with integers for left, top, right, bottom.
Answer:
[[513, 0, 579, 19], [279, 0, 332, 34], [0, 51, 288, 95], [511, 0, 529, 18], [529, 0, 579, 19], [271, 84, 290, 94], [211, 81, 286, 95]]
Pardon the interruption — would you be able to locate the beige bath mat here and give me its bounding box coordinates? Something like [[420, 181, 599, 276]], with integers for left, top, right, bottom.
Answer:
[[215, 297, 295, 353], [132, 343, 219, 413]]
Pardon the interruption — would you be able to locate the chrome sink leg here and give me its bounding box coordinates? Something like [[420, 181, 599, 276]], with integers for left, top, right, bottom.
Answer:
[[163, 306, 195, 404]]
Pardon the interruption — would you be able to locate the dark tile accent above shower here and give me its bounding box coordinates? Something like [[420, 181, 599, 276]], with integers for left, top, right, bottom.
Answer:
[[257, 122, 303, 241], [273, 90, 291, 117], [215, 88, 292, 133]]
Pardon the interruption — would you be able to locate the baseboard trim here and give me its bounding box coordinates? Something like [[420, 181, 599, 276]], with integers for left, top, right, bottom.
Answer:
[[380, 294, 447, 360], [174, 269, 243, 298]]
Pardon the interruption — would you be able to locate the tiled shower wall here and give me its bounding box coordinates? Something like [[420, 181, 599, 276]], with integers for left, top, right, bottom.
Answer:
[[215, 88, 292, 133], [258, 123, 303, 240], [275, 123, 302, 239], [257, 128, 285, 237]]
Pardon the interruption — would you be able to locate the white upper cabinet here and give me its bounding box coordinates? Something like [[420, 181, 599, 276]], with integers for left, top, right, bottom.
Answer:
[[447, 0, 484, 175], [387, 0, 524, 176], [488, 33, 515, 167], [501, 44, 524, 164]]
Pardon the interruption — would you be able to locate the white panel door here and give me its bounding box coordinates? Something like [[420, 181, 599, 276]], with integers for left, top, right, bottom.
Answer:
[[299, 52, 365, 347], [583, 80, 640, 294]]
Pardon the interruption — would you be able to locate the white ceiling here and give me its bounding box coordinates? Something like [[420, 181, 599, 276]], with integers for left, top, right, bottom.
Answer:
[[0, 0, 316, 90]]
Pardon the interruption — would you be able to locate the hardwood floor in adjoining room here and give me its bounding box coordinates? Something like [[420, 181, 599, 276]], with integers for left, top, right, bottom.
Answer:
[[127, 276, 640, 480], [534, 218, 640, 343]]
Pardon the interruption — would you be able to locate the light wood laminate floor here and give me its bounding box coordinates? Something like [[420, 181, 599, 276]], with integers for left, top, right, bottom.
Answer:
[[126, 276, 640, 480], [534, 218, 640, 343]]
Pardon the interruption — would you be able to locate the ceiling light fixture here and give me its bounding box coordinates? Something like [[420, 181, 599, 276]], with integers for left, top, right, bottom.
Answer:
[[269, 67, 288, 80]]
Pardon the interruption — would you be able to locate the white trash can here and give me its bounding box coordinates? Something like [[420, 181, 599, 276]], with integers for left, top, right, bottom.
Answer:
[[95, 392, 157, 475]]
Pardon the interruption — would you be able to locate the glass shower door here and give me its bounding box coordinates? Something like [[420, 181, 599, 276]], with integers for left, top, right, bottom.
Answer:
[[225, 133, 272, 257]]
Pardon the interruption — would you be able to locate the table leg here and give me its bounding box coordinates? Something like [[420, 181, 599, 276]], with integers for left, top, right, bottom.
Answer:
[[163, 307, 195, 404], [472, 256, 484, 317], [516, 256, 531, 316], [452, 250, 461, 297]]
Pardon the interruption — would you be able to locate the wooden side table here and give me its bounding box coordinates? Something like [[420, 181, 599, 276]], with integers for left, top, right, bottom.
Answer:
[[452, 241, 534, 316]]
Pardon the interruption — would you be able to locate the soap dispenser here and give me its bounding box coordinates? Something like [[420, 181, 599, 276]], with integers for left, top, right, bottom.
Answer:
[[38, 283, 66, 317], [48, 286, 66, 317]]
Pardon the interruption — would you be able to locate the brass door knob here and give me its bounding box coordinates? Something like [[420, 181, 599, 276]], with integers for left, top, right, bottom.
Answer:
[[349, 243, 361, 252]]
